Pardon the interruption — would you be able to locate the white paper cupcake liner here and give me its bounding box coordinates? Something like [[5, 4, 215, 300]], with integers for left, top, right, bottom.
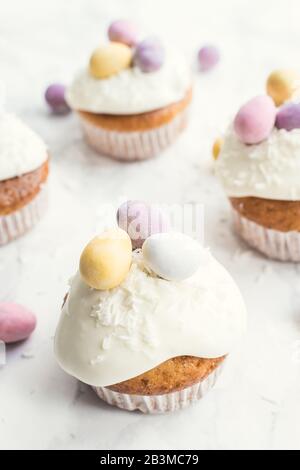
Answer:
[[79, 107, 190, 162], [92, 361, 224, 414], [232, 208, 300, 261], [0, 185, 48, 246]]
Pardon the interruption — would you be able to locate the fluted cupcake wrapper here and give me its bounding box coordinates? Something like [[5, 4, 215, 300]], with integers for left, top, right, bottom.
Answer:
[[0, 185, 48, 246], [232, 208, 300, 262], [92, 361, 224, 414], [79, 108, 190, 162]]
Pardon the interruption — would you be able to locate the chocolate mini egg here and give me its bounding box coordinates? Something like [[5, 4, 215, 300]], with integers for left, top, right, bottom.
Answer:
[[108, 19, 139, 47], [234, 95, 276, 145], [89, 43, 132, 79], [275, 103, 300, 131], [266, 69, 299, 106], [133, 37, 165, 73], [212, 137, 223, 160], [45, 83, 70, 114], [0, 302, 37, 343], [117, 200, 170, 250], [198, 45, 220, 71], [79, 229, 132, 290], [142, 233, 208, 281]]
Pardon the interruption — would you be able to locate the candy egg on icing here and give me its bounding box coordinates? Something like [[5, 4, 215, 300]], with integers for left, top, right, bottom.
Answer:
[[212, 137, 223, 160], [142, 233, 208, 281], [117, 200, 170, 250], [266, 69, 299, 106], [0, 302, 37, 343], [133, 37, 165, 73], [234, 95, 276, 145], [79, 229, 132, 290], [89, 43, 133, 79], [275, 103, 300, 131], [108, 19, 139, 47]]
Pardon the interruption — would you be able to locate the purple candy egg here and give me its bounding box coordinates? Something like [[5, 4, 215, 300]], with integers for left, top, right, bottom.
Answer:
[[45, 83, 70, 115], [234, 95, 276, 145], [275, 103, 300, 131], [108, 19, 139, 47], [133, 37, 165, 73], [117, 200, 170, 250], [198, 45, 220, 71], [0, 302, 37, 344]]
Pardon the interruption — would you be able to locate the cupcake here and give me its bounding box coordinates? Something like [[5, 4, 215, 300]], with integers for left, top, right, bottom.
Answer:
[[66, 20, 192, 162], [215, 75, 300, 261], [54, 206, 246, 413], [0, 113, 49, 245]]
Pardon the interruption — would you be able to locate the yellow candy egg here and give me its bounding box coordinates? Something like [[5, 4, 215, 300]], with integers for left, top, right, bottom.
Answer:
[[212, 137, 223, 160], [79, 229, 132, 290], [266, 69, 299, 106], [89, 43, 132, 79]]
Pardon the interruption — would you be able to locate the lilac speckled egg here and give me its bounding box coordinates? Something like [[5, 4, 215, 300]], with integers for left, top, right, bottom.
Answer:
[[133, 37, 165, 73], [117, 200, 171, 249], [45, 83, 70, 114], [275, 103, 300, 131], [234, 95, 276, 145], [108, 19, 139, 47], [0, 303, 37, 344], [198, 45, 220, 71]]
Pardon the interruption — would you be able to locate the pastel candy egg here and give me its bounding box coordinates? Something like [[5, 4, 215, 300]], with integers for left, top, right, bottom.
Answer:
[[0, 303, 37, 344], [79, 229, 132, 290], [198, 45, 220, 71], [266, 69, 299, 106], [117, 200, 170, 250], [89, 43, 132, 79], [142, 233, 208, 282], [45, 83, 70, 114], [234, 95, 276, 144], [133, 37, 165, 73], [108, 19, 139, 47], [275, 103, 300, 131], [212, 137, 223, 160]]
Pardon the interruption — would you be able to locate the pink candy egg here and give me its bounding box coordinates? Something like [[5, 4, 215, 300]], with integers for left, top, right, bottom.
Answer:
[[198, 45, 220, 71], [234, 95, 276, 145], [0, 303, 37, 343], [108, 19, 139, 47], [117, 200, 170, 250]]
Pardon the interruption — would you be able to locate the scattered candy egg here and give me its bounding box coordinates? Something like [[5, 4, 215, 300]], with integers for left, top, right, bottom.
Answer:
[[79, 229, 132, 290], [212, 137, 223, 160], [45, 83, 70, 114], [142, 232, 207, 282], [198, 45, 220, 71], [89, 43, 132, 79], [266, 69, 298, 106], [275, 103, 300, 131], [0, 302, 37, 343], [133, 37, 165, 73], [234, 95, 276, 144], [108, 19, 139, 47], [117, 200, 170, 250]]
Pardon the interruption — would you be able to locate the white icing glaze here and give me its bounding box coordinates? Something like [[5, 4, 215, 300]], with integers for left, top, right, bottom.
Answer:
[[54, 251, 246, 387], [66, 53, 192, 115], [216, 125, 300, 200], [0, 113, 47, 181]]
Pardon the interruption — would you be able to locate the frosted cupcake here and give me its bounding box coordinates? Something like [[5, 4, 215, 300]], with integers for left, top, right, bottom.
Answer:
[[66, 20, 192, 162], [55, 205, 246, 413], [0, 113, 49, 245], [216, 73, 300, 261]]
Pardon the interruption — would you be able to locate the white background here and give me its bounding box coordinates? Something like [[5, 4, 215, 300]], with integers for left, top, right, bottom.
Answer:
[[1, 0, 300, 450]]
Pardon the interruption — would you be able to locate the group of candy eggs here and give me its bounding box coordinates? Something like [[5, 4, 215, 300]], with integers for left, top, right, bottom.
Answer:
[[213, 69, 300, 159], [89, 19, 166, 79], [79, 200, 206, 291]]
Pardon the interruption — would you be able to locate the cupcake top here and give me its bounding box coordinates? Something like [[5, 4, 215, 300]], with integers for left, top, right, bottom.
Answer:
[[216, 78, 300, 201], [54, 224, 246, 387], [66, 21, 191, 115], [0, 113, 47, 182]]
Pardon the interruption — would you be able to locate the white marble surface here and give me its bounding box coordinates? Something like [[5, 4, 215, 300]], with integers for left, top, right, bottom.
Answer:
[[1, 0, 300, 450]]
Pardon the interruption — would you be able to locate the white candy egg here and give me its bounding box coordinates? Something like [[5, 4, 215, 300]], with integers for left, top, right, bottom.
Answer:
[[142, 233, 208, 281]]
